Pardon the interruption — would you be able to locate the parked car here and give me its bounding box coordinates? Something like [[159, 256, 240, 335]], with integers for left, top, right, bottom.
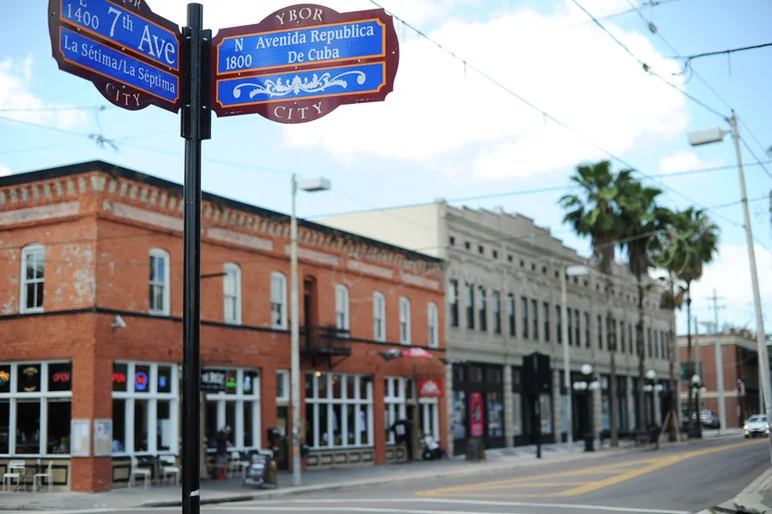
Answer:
[[744, 415, 770, 438], [700, 409, 720, 429]]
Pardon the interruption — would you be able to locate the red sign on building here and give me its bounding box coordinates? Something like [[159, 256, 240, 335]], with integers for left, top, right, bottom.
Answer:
[[418, 378, 442, 398], [470, 392, 484, 438]]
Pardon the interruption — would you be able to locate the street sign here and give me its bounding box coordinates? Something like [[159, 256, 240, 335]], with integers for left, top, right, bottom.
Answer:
[[48, 0, 182, 112], [211, 4, 400, 123]]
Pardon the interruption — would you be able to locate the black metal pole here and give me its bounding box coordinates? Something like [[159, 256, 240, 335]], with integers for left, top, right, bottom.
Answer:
[[181, 4, 211, 514], [535, 395, 542, 459]]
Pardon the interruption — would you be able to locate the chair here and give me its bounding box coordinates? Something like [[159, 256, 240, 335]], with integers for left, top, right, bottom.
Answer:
[[33, 461, 53, 493], [160, 456, 180, 486], [129, 457, 151, 489], [2, 460, 24, 491], [228, 451, 249, 478]]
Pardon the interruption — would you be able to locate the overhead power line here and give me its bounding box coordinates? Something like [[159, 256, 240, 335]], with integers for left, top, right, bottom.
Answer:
[[674, 42, 772, 72], [0, 105, 110, 113], [368, 0, 746, 231], [569, 0, 685, 27]]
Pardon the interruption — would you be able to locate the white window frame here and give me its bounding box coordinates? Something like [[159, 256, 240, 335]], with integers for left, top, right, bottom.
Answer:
[[399, 297, 411, 345], [373, 292, 386, 342], [384, 377, 406, 444], [203, 367, 262, 453], [335, 284, 350, 336], [271, 272, 288, 330], [0, 360, 73, 457], [223, 263, 242, 325], [276, 370, 290, 404], [305, 372, 373, 450], [111, 361, 180, 457], [19, 244, 45, 314], [419, 397, 441, 443], [428, 302, 439, 348], [148, 248, 171, 316]]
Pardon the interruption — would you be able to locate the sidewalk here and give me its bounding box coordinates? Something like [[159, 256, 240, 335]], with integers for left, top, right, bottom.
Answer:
[[709, 464, 772, 514], [0, 433, 737, 512]]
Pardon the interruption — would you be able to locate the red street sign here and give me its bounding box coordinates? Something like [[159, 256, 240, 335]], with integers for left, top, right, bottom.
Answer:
[[47, 0, 182, 113], [418, 378, 443, 398], [210, 4, 400, 124]]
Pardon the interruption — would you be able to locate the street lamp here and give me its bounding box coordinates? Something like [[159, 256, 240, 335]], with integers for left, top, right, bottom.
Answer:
[[644, 369, 657, 427], [572, 364, 598, 452], [690, 374, 703, 439], [688, 116, 772, 451], [561, 264, 591, 451], [290, 174, 331, 486]]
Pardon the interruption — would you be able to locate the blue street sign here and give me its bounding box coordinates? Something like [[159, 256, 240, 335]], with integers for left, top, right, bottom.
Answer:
[[215, 19, 385, 75], [59, 26, 179, 103], [215, 62, 386, 109], [60, 0, 179, 70]]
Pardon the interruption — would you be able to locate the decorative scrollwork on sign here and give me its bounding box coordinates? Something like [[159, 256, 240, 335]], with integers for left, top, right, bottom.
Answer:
[[232, 71, 367, 100]]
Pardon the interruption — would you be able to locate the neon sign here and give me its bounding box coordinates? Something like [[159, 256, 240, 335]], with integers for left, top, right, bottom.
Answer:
[[112, 373, 127, 383], [135, 372, 149, 391], [52, 372, 71, 383]]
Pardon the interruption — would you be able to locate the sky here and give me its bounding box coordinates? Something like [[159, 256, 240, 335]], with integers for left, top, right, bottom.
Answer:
[[1, 0, 771, 337]]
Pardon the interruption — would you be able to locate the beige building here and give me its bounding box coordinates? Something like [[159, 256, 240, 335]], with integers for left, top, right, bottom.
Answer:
[[321, 200, 675, 455]]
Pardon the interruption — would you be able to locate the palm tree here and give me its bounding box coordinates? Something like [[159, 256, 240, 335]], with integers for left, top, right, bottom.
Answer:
[[616, 178, 665, 433], [663, 208, 720, 434], [559, 160, 625, 447]]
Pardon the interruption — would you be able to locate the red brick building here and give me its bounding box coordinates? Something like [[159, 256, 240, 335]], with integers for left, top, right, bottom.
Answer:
[[0, 161, 447, 493], [677, 328, 765, 428]]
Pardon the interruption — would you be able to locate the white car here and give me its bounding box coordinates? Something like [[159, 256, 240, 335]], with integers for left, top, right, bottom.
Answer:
[[744, 415, 770, 438]]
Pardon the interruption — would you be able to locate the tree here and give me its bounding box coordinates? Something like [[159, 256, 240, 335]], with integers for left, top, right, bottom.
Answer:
[[616, 177, 666, 433], [662, 208, 720, 434], [559, 160, 625, 447]]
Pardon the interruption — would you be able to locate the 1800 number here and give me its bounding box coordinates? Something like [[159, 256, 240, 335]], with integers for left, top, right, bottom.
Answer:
[[225, 55, 253, 71]]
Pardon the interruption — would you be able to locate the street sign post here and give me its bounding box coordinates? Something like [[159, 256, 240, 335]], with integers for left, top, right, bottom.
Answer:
[[48, 0, 182, 112], [49, 3, 399, 513], [211, 5, 400, 123]]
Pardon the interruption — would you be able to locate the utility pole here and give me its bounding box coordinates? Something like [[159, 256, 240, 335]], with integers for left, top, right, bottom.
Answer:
[[707, 290, 727, 434]]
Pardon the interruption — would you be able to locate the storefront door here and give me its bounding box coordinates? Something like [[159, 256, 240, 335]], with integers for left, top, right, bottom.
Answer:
[[275, 406, 289, 471]]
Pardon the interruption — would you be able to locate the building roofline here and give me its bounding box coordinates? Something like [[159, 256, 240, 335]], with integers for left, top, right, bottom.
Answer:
[[2, 160, 442, 264]]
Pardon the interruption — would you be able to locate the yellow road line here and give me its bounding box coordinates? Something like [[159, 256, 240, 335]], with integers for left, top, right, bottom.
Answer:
[[417, 439, 764, 498]]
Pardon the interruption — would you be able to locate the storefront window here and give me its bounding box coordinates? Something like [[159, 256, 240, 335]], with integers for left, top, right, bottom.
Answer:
[[304, 372, 373, 449], [384, 377, 406, 444], [540, 394, 553, 434], [0, 361, 72, 456], [204, 367, 261, 452], [486, 392, 503, 438], [452, 390, 467, 440], [512, 393, 522, 436], [112, 361, 179, 456]]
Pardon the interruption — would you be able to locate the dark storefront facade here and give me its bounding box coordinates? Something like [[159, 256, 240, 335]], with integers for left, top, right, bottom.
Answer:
[[451, 363, 505, 456], [514, 365, 553, 446]]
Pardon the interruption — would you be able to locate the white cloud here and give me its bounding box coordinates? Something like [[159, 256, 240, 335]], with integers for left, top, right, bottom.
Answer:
[[278, 0, 690, 179], [686, 243, 772, 328], [658, 150, 723, 176], [0, 58, 87, 130], [0, 164, 11, 177]]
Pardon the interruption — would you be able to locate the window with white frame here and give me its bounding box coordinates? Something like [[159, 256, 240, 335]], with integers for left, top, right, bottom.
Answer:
[[373, 292, 386, 342], [304, 372, 373, 449], [223, 263, 242, 325], [399, 297, 411, 344], [276, 370, 289, 404], [20, 244, 45, 314], [428, 302, 439, 348], [204, 368, 261, 451], [335, 285, 350, 336], [0, 361, 72, 456], [271, 272, 288, 329], [149, 248, 170, 316], [384, 377, 406, 444], [112, 361, 179, 455]]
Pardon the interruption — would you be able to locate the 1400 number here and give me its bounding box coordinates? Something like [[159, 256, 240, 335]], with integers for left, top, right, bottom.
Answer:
[[66, 4, 100, 30]]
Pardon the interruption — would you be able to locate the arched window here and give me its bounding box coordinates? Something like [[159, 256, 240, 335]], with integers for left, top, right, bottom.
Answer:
[[20, 244, 45, 313], [373, 292, 386, 342], [335, 284, 350, 336], [223, 263, 242, 325], [270, 272, 287, 329], [399, 297, 411, 344], [148, 248, 170, 316], [428, 302, 438, 348]]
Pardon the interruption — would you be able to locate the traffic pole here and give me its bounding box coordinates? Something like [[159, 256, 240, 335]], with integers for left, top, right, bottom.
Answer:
[[181, 4, 211, 514]]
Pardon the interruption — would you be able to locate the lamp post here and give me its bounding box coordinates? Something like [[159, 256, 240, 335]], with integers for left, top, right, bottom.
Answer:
[[691, 374, 703, 439], [572, 364, 599, 452], [290, 174, 331, 486], [688, 115, 772, 457], [561, 264, 591, 452]]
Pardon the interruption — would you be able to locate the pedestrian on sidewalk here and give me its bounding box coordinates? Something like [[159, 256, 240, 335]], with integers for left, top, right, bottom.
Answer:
[[391, 418, 414, 463], [214, 425, 231, 479]]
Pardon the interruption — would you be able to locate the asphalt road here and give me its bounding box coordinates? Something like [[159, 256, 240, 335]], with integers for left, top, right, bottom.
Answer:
[[42, 436, 769, 514]]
